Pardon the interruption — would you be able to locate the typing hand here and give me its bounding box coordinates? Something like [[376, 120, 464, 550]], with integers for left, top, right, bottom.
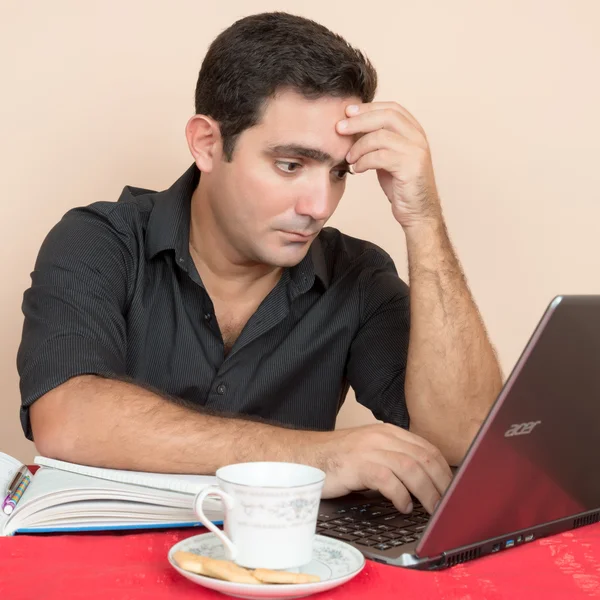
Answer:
[[316, 423, 452, 514]]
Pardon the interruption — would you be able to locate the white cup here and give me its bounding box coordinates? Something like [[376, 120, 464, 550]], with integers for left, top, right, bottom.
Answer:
[[194, 461, 326, 570]]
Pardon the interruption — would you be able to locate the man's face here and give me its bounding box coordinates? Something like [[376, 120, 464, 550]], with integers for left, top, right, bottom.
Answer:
[[206, 90, 359, 267]]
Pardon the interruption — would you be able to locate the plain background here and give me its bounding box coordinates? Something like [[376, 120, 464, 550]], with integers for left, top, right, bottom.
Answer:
[[1, 1, 599, 464]]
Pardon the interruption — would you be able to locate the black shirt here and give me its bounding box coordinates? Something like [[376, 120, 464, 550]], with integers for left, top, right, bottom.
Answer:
[[17, 165, 411, 440]]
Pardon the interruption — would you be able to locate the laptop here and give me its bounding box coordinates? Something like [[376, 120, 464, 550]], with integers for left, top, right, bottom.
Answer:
[[318, 295, 600, 570]]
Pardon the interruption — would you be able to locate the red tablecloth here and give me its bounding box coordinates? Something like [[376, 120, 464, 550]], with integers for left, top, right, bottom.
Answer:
[[2, 522, 600, 599]]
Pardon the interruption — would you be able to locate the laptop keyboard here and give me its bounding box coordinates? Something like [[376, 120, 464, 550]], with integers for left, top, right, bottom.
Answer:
[[317, 499, 430, 552]]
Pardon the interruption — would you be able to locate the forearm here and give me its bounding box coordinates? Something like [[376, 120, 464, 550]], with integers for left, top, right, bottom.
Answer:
[[30, 375, 317, 473], [404, 219, 503, 464]]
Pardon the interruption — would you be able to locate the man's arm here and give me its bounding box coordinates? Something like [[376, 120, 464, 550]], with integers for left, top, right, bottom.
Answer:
[[31, 375, 305, 472], [404, 221, 502, 465], [32, 374, 453, 514], [339, 100, 503, 465]]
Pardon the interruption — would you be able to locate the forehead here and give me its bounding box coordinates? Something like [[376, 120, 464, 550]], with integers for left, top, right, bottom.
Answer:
[[246, 89, 360, 155], [261, 89, 358, 125]]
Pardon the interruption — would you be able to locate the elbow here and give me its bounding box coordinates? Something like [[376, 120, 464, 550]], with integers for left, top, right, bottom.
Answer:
[[410, 416, 482, 467], [30, 378, 82, 460], [448, 417, 484, 466]]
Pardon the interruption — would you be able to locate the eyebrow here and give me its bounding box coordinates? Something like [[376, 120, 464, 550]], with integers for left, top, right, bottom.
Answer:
[[265, 144, 350, 168]]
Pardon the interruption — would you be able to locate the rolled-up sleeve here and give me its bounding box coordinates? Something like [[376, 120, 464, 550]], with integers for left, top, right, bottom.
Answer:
[[17, 206, 132, 440], [346, 252, 411, 428]]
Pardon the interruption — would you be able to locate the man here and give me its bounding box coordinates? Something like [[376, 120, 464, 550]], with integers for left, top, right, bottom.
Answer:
[[18, 12, 502, 516]]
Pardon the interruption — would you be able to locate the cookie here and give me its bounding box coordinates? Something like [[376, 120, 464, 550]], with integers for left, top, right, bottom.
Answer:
[[173, 551, 208, 575], [173, 551, 262, 584], [253, 568, 321, 584]]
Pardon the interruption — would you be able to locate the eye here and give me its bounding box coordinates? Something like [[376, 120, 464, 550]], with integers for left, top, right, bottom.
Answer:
[[332, 168, 352, 180], [275, 161, 302, 174]]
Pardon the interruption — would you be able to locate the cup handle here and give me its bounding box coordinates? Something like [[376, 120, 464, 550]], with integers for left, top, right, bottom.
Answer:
[[194, 485, 237, 561]]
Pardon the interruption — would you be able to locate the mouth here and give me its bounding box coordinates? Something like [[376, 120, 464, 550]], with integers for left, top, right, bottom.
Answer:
[[279, 230, 317, 242]]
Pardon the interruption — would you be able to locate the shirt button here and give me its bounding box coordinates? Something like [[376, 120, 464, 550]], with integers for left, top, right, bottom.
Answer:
[[216, 383, 227, 395], [204, 313, 211, 321]]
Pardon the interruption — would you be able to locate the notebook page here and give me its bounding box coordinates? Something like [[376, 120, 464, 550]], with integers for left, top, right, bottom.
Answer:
[[0, 452, 27, 496], [3, 469, 222, 535], [20, 499, 197, 527], [34, 456, 217, 495], [18, 469, 197, 507], [15, 469, 222, 515]]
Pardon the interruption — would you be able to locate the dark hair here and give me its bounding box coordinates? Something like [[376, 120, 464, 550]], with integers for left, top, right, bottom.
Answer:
[[194, 12, 377, 160]]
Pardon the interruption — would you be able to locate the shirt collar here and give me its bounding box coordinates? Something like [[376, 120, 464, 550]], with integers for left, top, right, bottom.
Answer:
[[143, 163, 199, 264], [138, 163, 329, 289], [289, 233, 330, 294]]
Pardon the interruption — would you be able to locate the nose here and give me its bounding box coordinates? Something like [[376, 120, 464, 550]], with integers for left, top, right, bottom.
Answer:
[[294, 176, 338, 222]]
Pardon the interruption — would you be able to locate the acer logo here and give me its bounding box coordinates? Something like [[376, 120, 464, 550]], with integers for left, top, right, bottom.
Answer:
[[504, 421, 541, 437]]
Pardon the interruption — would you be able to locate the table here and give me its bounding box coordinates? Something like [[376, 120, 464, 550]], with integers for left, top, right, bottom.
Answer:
[[2, 521, 600, 599]]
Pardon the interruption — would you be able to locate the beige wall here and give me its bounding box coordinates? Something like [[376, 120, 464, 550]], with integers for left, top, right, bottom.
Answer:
[[1, 1, 599, 464]]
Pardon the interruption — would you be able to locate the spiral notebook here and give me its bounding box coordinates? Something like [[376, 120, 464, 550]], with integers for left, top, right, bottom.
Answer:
[[0, 451, 222, 536]]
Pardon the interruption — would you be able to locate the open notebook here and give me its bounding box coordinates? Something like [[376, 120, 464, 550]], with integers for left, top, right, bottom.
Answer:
[[0, 452, 222, 536]]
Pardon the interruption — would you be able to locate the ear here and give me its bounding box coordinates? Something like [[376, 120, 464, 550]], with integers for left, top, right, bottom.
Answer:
[[185, 115, 222, 173]]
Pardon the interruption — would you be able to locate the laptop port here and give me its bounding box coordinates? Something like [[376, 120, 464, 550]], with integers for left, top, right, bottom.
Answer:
[[517, 535, 523, 543], [491, 543, 501, 553], [525, 534, 534, 542], [505, 539, 515, 548]]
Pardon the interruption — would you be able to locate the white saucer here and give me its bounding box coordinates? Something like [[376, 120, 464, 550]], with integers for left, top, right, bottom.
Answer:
[[168, 532, 366, 599]]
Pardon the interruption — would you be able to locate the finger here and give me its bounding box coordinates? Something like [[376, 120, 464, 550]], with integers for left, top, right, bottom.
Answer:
[[346, 101, 424, 133], [360, 463, 413, 514], [352, 149, 401, 174], [337, 108, 422, 141], [376, 449, 441, 514], [399, 441, 453, 497], [346, 129, 405, 165], [407, 440, 453, 488], [380, 424, 454, 490]]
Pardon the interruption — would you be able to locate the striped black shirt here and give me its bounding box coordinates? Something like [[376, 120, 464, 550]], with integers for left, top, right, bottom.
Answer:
[[17, 165, 411, 440]]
